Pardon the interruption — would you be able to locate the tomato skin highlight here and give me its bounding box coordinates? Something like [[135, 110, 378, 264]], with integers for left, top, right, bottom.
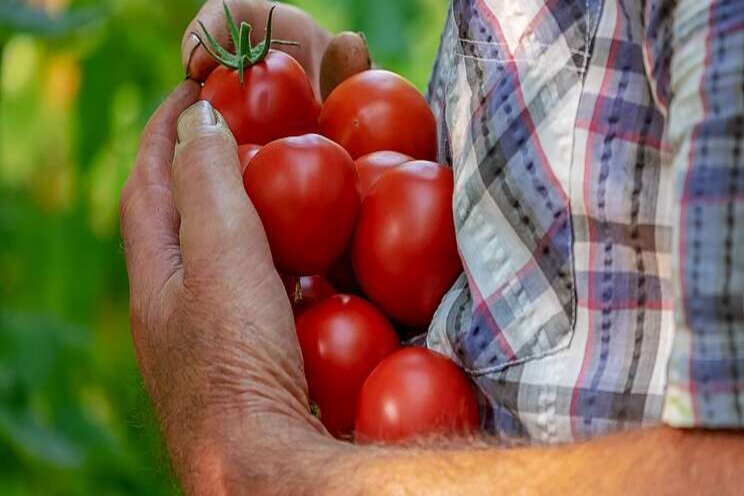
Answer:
[[244, 134, 362, 276], [355, 347, 480, 443], [352, 161, 462, 327], [355, 151, 412, 197], [296, 295, 400, 438], [319, 70, 437, 160], [282, 275, 336, 317], [238, 144, 261, 175], [201, 51, 320, 146]]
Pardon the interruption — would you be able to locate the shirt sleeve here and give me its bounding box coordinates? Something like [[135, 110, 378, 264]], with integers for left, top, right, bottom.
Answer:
[[643, 0, 744, 428]]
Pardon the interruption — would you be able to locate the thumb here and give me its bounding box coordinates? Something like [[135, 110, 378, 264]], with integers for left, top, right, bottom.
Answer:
[[172, 101, 271, 269]]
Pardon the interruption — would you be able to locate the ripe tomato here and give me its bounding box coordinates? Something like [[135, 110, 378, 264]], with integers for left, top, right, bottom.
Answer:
[[282, 275, 336, 317], [296, 295, 400, 438], [244, 134, 361, 275], [355, 151, 412, 197], [352, 161, 461, 327], [319, 70, 437, 160], [238, 144, 261, 175], [355, 347, 480, 443], [201, 51, 320, 146]]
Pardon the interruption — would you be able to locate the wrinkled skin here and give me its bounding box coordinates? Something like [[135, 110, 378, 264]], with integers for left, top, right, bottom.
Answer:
[[119, 84, 331, 494]]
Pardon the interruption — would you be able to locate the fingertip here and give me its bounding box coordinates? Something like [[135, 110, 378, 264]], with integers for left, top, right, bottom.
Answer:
[[181, 0, 250, 82], [172, 101, 240, 203], [176, 100, 234, 147], [182, 33, 219, 83], [182, 32, 201, 75], [186, 49, 219, 83]]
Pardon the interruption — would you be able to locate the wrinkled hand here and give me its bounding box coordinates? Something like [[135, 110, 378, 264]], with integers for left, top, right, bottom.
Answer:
[[120, 82, 328, 493]]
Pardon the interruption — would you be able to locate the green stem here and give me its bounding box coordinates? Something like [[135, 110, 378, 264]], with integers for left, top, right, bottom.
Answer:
[[198, 3, 300, 84]]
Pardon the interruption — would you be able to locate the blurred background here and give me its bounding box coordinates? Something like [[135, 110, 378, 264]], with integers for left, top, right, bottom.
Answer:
[[0, 0, 447, 493]]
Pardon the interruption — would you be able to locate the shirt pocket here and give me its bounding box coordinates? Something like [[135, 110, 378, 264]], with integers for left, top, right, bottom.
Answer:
[[432, 0, 601, 375]]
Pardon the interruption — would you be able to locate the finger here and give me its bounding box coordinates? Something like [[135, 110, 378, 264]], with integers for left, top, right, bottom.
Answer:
[[182, 0, 251, 81], [172, 100, 273, 272], [120, 80, 200, 299], [182, 0, 324, 86], [319, 31, 371, 100]]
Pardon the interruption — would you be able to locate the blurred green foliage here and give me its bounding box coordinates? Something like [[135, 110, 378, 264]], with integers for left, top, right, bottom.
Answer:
[[0, 0, 447, 493]]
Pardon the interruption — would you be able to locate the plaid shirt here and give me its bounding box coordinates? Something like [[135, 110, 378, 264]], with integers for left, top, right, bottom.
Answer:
[[426, 0, 744, 443]]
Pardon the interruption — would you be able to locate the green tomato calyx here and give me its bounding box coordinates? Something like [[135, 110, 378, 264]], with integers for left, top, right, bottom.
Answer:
[[194, 3, 300, 84]]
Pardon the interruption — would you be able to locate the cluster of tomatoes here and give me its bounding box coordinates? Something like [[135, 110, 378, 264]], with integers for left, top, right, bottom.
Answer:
[[197, 6, 479, 443]]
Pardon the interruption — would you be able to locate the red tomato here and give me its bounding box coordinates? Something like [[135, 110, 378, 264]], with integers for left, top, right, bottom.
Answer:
[[201, 51, 320, 145], [296, 295, 400, 438], [355, 151, 412, 197], [244, 134, 361, 275], [352, 161, 461, 327], [355, 347, 480, 443], [282, 275, 336, 316], [319, 70, 437, 160], [238, 144, 261, 175]]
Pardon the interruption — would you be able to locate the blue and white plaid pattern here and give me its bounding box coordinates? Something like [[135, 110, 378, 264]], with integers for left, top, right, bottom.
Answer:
[[426, 0, 744, 443]]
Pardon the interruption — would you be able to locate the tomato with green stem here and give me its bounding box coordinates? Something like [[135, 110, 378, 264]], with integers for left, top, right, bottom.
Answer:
[[198, 4, 320, 145]]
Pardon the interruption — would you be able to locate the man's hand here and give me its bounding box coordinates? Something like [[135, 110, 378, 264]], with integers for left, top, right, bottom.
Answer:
[[182, 0, 332, 95], [121, 83, 744, 496], [120, 82, 348, 494]]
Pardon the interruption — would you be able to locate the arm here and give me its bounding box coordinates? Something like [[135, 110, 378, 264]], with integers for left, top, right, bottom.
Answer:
[[122, 86, 744, 496], [122, 0, 744, 494], [347, 427, 744, 495]]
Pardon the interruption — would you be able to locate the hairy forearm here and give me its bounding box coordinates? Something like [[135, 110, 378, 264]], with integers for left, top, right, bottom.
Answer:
[[210, 426, 744, 495], [177, 413, 348, 495], [339, 427, 744, 495], [178, 414, 744, 496]]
